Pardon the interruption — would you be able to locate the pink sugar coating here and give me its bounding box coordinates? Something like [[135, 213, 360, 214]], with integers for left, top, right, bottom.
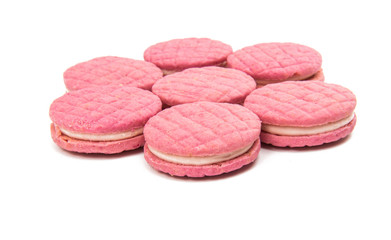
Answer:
[[64, 56, 163, 91], [144, 38, 233, 71], [49, 86, 162, 134], [227, 42, 322, 81], [152, 66, 256, 106], [144, 139, 261, 177], [144, 102, 261, 157], [244, 81, 356, 127], [51, 124, 144, 154], [260, 115, 356, 147]]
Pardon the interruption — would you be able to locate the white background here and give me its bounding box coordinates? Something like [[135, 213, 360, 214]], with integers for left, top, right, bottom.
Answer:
[[1, 0, 390, 239]]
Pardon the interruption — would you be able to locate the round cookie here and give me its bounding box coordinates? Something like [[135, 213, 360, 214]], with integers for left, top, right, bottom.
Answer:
[[227, 42, 323, 87], [244, 81, 357, 147], [50, 86, 162, 154], [144, 38, 233, 75], [152, 66, 256, 106], [64, 56, 163, 91], [143, 102, 261, 177]]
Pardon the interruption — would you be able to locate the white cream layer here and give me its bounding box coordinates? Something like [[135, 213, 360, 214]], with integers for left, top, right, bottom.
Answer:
[[59, 126, 143, 141], [262, 113, 355, 136], [148, 141, 254, 166]]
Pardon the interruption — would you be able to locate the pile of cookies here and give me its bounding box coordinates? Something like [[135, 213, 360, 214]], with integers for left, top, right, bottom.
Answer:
[[49, 38, 357, 177]]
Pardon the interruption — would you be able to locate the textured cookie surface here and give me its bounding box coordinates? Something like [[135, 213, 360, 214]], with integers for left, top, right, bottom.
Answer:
[[152, 67, 256, 106], [64, 56, 163, 91], [244, 81, 356, 127], [50, 86, 162, 134], [144, 38, 233, 71], [144, 139, 260, 177], [144, 102, 261, 156], [227, 42, 322, 81]]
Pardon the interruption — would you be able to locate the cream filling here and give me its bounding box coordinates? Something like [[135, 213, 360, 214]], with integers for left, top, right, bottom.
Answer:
[[162, 69, 179, 75], [162, 61, 228, 75], [59, 126, 143, 141], [262, 113, 355, 136], [148, 141, 254, 165], [255, 72, 316, 86]]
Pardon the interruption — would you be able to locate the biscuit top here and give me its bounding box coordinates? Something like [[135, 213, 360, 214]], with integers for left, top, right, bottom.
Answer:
[[144, 38, 233, 70], [227, 42, 322, 81], [64, 56, 163, 91], [144, 102, 261, 156], [50, 86, 162, 134], [152, 66, 256, 106], [244, 81, 356, 127]]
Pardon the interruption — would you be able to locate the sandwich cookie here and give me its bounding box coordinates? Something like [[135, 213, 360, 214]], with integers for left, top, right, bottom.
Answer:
[[152, 66, 256, 106], [143, 102, 261, 177], [144, 38, 233, 75], [64, 56, 163, 91], [227, 42, 324, 87], [244, 81, 357, 147], [50, 86, 162, 154]]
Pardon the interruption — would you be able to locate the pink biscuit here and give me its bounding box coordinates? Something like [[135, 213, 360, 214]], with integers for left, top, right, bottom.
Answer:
[[64, 56, 163, 91], [144, 38, 233, 72], [245, 81, 356, 127], [144, 102, 261, 156], [144, 139, 261, 177], [143, 102, 261, 177], [49, 86, 162, 154], [244, 81, 357, 147], [227, 42, 322, 83], [152, 66, 256, 106]]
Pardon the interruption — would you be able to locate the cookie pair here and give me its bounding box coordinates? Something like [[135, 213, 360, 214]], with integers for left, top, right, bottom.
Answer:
[[142, 80, 357, 177], [144, 39, 324, 88], [50, 88, 261, 177]]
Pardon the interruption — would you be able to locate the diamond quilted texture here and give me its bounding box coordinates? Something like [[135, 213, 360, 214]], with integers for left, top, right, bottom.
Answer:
[[64, 56, 163, 91], [144, 102, 261, 156], [152, 66, 256, 106], [50, 86, 162, 134], [227, 42, 322, 81], [143, 38, 233, 70], [244, 81, 356, 127]]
